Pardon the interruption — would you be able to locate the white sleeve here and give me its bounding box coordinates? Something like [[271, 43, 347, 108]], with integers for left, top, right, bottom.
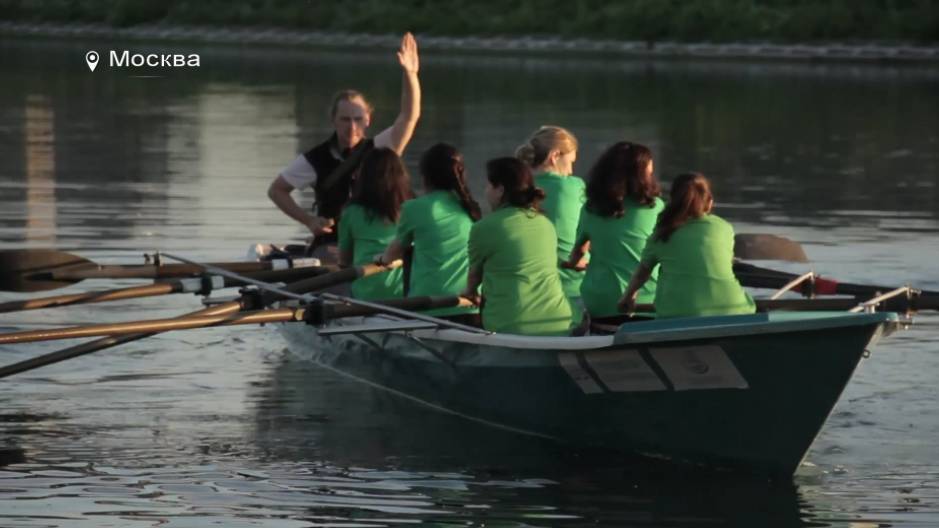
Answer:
[[372, 127, 394, 150], [279, 155, 318, 190]]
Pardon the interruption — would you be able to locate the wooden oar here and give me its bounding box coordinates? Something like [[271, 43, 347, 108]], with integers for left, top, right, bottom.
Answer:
[[0, 300, 247, 378], [0, 307, 305, 345], [160, 252, 488, 334], [0, 295, 471, 345], [0, 265, 338, 314], [0, 249, 322, 292], [0, 262, 396, 378], [733, 234, 809, 262]]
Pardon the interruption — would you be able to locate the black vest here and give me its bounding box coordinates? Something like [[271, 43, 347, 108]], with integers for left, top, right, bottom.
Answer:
[[303, 134, 374, 221]]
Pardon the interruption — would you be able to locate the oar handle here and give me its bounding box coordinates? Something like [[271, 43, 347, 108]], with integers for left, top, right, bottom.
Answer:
[[734, 262, 939, 311]]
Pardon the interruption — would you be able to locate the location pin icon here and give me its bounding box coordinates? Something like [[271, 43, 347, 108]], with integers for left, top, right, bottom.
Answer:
[[85, 51, 99, 72]]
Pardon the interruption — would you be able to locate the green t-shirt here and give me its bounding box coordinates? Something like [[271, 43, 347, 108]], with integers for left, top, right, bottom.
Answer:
[[576, 197, 665, 318], [534, 172, 586, 299], [338, 203, 404, 300], [468, 206, 573, 336], [396, 191, 477, 316], [641, 214, 756, 318]]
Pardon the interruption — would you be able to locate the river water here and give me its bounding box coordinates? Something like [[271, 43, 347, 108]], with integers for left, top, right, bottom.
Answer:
[[0, 35, 938, 527]]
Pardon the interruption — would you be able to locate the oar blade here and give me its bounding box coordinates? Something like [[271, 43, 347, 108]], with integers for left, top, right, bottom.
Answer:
[[734, 234, 809, 263], [0, 249, 94, 292]]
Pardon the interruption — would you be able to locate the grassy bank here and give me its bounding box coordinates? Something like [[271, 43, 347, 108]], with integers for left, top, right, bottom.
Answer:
[[1, 0, 937, 43]]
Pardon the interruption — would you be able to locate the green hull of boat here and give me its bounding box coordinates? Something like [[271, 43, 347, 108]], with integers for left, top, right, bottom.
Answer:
[[280, 311, 897, 476]]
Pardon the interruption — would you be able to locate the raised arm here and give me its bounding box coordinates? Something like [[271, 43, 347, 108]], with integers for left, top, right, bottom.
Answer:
[[374, 32, 420, 155]]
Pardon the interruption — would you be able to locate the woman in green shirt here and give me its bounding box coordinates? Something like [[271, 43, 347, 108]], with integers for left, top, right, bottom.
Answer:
[[618, 172, 756, 318], [378, 143, 481, 321], [462, 157, 574, 336], [338, 147, 412, 300], [516, 126, 585, 301], [564, 142, 665, 321]]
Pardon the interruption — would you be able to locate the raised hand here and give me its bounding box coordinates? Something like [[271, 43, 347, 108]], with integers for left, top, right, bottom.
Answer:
[[397, 32, 419, 74]]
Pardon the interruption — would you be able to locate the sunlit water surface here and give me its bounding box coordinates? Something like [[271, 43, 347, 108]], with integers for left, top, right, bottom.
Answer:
[[0, 36, 938, 527]]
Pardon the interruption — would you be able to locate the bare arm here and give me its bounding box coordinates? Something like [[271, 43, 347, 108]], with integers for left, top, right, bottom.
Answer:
[[267, 175, 333, 236], [374, 33, 420, 155], [618, 262, 654, 314], [562, 239, 591, 271], [460, 266, 483, 306], [379, 238, 406, 266]]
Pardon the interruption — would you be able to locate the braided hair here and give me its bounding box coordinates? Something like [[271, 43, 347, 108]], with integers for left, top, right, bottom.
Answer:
[[420, 143, 482, 221]]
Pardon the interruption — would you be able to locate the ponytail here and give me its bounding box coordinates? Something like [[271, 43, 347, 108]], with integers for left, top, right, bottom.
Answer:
[[516, 125, 578, 168], [654, 172, 713, 243], [486, 157, 545, 211], [420, 143, 482, 221]]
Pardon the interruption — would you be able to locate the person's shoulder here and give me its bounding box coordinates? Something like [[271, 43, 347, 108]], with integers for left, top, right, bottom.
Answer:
[[401, 195, 423, 212], [703, 213, 732, 227], [342, 203, 365, 220], [580, 204, 600, 221]]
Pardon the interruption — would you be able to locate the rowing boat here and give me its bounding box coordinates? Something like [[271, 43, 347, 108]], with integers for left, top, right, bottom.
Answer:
[[0, 241, 930, 477], [277, 308, 900, 476]]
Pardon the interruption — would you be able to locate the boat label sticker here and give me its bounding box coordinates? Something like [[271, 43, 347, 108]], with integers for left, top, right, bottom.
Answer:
[[650, 345, 749, 391], [557, 352, 603, 394], [583, 349, 667, 392]]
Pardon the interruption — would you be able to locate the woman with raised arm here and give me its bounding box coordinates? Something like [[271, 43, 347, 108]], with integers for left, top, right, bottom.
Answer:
[[618, 173, 755, 318], [378, 143, 481, 322], [565, 142, 664, 321], [268, 32, 421, 243], [338, 148, 412, 300], [462, 158, 573, 335], [515, 126, 585, 302]]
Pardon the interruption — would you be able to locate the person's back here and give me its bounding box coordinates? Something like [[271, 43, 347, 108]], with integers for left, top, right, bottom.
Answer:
[[470, 207, 572, 335], [338, 148, 410, 301], [569, 141, 664, 319], [535, 172, 585, 298], [517, 126, 584, 300], [578, 197, 663, 317], [339, 203, 403, 300], [399, 191, 475, 316], [622, 172, 755, 319], [645, 214, 754, 318]]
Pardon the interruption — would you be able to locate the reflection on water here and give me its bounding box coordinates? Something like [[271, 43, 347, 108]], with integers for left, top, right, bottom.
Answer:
[[1, 35, 939, 526]]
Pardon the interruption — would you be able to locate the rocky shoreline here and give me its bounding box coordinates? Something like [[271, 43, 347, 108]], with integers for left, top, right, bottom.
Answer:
[[2, 21, 938, 63]]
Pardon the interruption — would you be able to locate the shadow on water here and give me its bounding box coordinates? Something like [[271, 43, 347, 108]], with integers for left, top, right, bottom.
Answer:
[[246, 354, 812, 527]]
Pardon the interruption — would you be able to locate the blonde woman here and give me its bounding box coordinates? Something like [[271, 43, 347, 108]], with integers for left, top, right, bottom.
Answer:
[[515, 126, 586, 302]]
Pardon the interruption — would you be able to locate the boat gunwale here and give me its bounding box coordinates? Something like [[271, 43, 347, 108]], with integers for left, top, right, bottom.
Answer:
[[305, 311, 898, 350]]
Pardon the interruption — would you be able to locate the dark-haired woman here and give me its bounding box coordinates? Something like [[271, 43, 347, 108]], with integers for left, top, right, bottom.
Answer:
[[461, 157, 573, 335], [338, 147, 412, 300], [564, 142, 664, 319], [618, 173, 755, 318], [378, 143, 480, 319]]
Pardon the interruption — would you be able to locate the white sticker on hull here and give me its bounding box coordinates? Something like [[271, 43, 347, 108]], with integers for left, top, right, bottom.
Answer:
[[650, 345, 748, 391], [583, 349, 667, 392], [557, 352, 603, 394]]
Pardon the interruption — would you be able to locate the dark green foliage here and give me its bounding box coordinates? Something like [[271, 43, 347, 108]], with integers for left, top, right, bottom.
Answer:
[[0, 0, 936, 42]]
